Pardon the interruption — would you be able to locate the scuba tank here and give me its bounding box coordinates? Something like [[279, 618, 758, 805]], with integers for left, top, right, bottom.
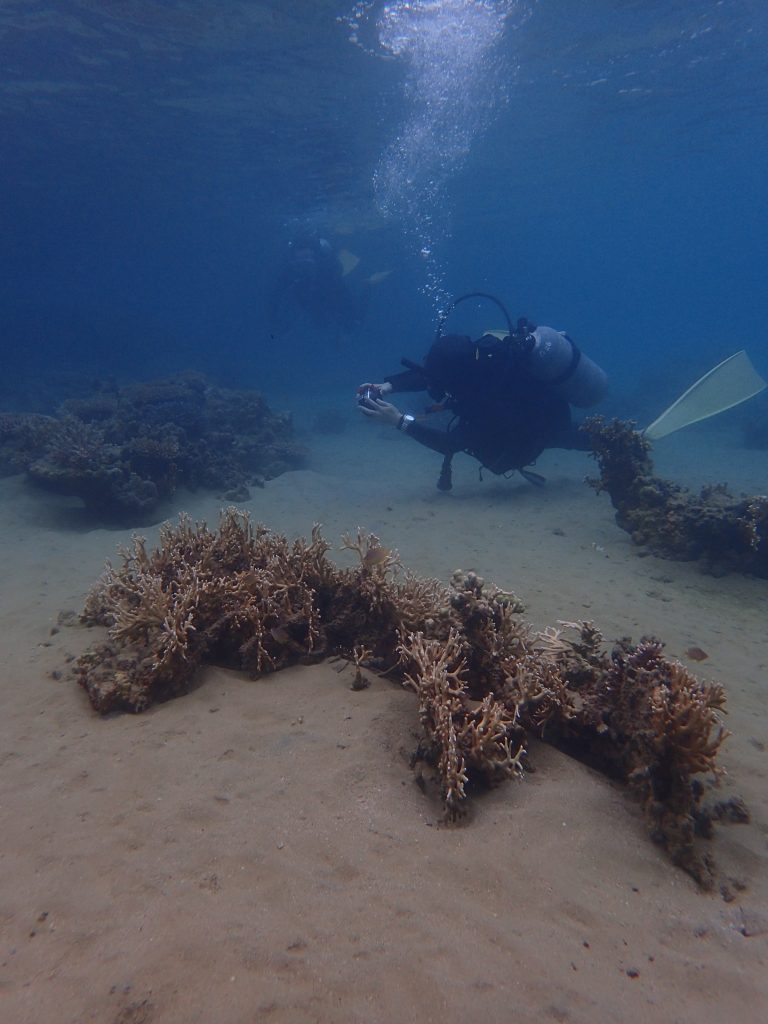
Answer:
[[524, 325, 607, 408], [432, 292, 608, 409]]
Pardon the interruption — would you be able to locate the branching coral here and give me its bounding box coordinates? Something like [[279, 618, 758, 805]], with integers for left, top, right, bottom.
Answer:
[[526, 626, 730, 887], [739, 496, 768, 553], [74, 510, 740, 887], [43, 417, 110, 471], [399, 629, 525, 818], [0, 413, 58, 474]]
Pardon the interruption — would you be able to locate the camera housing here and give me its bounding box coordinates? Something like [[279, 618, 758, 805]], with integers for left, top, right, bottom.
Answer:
[[358, 385, 382, 406]]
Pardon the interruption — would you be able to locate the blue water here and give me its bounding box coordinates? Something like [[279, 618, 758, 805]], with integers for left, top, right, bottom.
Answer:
[[1, 1, 767, 437]]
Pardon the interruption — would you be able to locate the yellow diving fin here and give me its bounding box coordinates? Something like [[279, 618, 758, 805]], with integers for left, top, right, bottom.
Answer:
[[644, 350, 766, 441], [366, 269, 392, 285], [337, 248, 360, 277]]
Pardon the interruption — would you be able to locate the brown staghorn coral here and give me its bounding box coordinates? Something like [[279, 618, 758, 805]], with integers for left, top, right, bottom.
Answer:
[[74, 509, 739, 887], [399, 629, 525, 818]]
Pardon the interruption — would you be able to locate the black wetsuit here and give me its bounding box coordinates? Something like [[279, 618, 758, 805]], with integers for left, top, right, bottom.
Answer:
[[385, 333, 588, 480]]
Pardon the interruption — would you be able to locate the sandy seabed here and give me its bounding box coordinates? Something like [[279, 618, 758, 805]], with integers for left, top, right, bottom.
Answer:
[[1, 421, 767, 1024]]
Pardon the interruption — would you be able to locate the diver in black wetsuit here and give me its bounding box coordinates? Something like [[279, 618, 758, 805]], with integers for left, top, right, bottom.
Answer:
[[269, 233, 367, 335], [358, 308, 607, 491]]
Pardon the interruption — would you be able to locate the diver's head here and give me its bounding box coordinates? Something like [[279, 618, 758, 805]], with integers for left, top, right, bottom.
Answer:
[[289, 234, 333, 277], [287, 236, 320, 282]]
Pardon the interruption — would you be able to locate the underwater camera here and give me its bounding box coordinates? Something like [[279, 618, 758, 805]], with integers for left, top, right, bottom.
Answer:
[[358, 385, 382, 406]]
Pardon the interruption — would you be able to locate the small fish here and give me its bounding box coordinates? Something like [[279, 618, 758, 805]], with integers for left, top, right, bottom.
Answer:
[[685, 646, 709, 662]]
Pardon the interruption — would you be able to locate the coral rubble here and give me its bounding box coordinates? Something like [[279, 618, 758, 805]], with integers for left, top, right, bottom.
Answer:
[[1, 373, 307, 522], [75, 510, 739, 888], [584, 416, 768, 577]]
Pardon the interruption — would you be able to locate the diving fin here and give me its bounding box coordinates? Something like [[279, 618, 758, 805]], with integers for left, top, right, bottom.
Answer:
[[366, 269, 392, 285], [644, 350, 766, 441], [337, 249, 360, 277], [519, 468, 547, 487]]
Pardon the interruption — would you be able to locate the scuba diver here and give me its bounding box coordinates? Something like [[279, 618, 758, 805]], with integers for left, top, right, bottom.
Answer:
[[269, 232, 369, 336], [358, 293, 607, 491]]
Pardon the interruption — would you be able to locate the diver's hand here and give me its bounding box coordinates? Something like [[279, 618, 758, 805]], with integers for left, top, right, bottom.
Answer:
[[356, 381, 393, 396], [359, 397, 402, 427]]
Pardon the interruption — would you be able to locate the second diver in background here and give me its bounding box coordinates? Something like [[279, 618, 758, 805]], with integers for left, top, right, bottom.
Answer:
[[269, 232, 386, 338]]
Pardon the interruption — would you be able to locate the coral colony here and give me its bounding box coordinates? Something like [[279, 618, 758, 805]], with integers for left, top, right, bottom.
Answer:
[[0, 373, 306, 522], [585, 417, 768, 577], [75, 509, 744, 889]]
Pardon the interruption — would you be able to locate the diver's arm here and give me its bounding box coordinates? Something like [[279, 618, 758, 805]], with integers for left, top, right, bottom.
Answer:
[[359, 397, 459, 457], [400, 418, 459, 457], [383, 367, 429, 393], [355, 366, 427, 398]]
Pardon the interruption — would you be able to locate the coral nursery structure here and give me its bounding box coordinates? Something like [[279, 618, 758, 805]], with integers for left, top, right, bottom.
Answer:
[[0, 373, 307, 522], [75, 510, 739, 888], [584, 417, 768, 577]]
